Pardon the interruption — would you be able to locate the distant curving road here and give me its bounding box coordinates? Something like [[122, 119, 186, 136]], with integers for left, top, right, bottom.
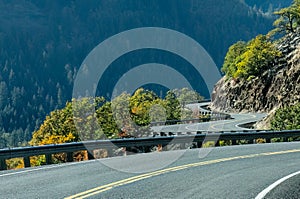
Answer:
[[152, 102, 267, 133], [187, 113, 266, 132], [1, 142, 300, 198]]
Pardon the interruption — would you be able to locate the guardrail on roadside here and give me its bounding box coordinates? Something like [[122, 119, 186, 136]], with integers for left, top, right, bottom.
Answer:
[[150, 113, 231, 126], [182, 99, 211, 105], [1, 130, 300, 170]]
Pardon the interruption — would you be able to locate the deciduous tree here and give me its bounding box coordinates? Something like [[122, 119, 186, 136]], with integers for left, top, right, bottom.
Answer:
[[222, 35, 281, 80]]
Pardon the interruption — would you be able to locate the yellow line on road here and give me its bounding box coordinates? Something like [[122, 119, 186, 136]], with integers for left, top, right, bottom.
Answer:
[[65, 149, 300, 199]]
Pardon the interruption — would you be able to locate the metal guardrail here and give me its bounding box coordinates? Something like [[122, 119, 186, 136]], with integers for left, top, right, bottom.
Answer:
[[182, 99, 212, 104], [150, 113, 231, 126], [1, 130, 300, 170]]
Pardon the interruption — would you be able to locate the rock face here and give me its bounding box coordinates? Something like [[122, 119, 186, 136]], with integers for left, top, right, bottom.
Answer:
[[211, 31, 300, 114]]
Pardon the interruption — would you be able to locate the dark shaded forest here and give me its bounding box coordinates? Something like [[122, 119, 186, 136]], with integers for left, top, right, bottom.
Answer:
[[0, 0, 289, 147]]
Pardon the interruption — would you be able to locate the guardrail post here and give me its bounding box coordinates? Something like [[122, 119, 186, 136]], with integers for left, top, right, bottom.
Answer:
[[88, 150, 95, 160], [66, 152, 73, 162], [196, 141, 203, 148], [0, 159, 6, 170], [23, 156, 31, 168], [106, 148, 114, 157], [45, 154, 53, 164], [196, 132, 203, 148], [232, 140, 237, 145]]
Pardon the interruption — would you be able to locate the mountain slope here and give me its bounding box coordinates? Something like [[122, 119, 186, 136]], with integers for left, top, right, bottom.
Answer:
[[211, 31, 300, 116], [0, 0, 283, 147], [245, 0, 293, 12]]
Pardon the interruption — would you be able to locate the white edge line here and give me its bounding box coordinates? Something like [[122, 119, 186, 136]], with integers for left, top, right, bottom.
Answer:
[[255, 170, 300, 199]]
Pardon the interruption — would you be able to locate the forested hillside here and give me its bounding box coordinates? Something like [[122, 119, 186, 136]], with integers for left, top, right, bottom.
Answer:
[[245, 0, 292, 12], [0, 0, 284, 147]]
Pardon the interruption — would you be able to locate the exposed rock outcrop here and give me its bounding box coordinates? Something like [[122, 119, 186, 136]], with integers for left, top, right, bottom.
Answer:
[[211, 31, 300, 115]]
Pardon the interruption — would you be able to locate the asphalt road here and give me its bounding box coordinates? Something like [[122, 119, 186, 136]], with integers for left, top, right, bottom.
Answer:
[[1, 142, 300, 198], [151, 113, 266, 133], [264, 172, 300, 199], [152, 102, 267, 133]]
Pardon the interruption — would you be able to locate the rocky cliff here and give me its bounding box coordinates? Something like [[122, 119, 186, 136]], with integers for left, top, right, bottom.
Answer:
[[211, 31, 300, 116]]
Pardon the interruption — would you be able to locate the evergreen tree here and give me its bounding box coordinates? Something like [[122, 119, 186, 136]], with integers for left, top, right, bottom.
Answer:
[[273, 0, 300, 33]]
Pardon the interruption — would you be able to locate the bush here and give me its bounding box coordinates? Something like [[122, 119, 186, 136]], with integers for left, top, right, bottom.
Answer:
[[222, 35, 281, 80], [271, 103, 300, 130]]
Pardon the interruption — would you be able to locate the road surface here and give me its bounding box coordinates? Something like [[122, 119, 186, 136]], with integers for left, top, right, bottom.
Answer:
[[151, 113, 266, 133], [152, 102, 266, 133], [1, 142, 300, 198]]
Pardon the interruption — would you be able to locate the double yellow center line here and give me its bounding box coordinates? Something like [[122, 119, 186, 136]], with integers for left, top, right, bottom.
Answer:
[[65, 148, 300, 199]]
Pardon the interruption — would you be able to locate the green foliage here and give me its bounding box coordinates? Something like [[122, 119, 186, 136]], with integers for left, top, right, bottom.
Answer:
[[223, 0, 299, 80], [129, 88, 160, 126], [72, 97, 106, 140], [96, 101, 119, 139], [29, 102, 78, 146], [273, 0, 300, 33], [30, 97, 107, 146], [164, 91, 181, 121], [235, 35, 281, 78], [271, 103, 300, 130], [31, 87, 204, 145], [0, 1, 278, 147], [163, 88, 204, 120], [171, 88, 204, 104], [221, 41, 247, 78], [221, 35, 281, 80], [6, 158, 24, 170]]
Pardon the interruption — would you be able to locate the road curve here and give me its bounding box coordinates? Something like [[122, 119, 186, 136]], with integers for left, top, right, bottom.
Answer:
[[152, 102, 266, 133], [1, 142, 300, 198], [259, 171, 300, 199]]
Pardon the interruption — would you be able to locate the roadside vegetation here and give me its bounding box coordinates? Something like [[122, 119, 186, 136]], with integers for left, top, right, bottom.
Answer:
[[221, 35, 281, 80], [0, 0, 274, 148], [269, 103, 300, 143], [24, 88, 203, 166], [30, 87, 203, 146], [222, 0, 300, 131], [6, 1, 300, 169], [271, 103, 300, 130], [221, 0, 300, 80]]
